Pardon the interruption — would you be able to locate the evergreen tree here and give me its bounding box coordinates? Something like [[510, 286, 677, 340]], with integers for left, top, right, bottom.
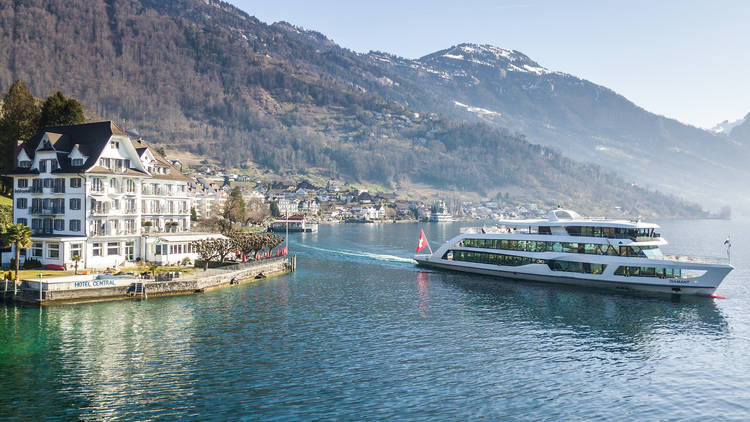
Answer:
[[39, 91, 85, 129], [0, 81, 40, 172], [270, 201, 281, 218], [222, 186, 247, 228]]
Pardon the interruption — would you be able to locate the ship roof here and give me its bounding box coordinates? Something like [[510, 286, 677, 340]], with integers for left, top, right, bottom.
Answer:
[[495, 209, 660, 229]]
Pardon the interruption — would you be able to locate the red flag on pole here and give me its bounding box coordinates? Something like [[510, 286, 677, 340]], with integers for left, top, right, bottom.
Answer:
[[416, 230, 428, 253]]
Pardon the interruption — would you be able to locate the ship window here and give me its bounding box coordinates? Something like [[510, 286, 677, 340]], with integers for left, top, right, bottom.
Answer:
[[547, 260, 606, 274], [538, 226, 551, 235], [452, 250, 537, 267], [566, 226, 581, 236], [615, 266, 682, 278]]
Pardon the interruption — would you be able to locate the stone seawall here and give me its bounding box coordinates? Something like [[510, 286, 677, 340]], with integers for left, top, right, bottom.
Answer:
[[9, 256, 294, 305]]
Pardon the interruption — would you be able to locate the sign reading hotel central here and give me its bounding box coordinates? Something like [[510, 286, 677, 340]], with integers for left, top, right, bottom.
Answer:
[[74, 279, 116, 288]]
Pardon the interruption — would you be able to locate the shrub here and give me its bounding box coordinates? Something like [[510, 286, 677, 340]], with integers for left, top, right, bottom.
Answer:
[[23, 258, 43, 269]]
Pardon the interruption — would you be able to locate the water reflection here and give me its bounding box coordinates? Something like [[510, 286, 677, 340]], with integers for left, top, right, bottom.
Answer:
[[426, 269, 728, 346], [416, 271, 430, 317]]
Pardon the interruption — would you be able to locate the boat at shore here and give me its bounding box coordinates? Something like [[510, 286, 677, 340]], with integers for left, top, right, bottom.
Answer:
[[415, 209, 733, 296], [268, 215, 318, 233], [429, 200, 453, 223]]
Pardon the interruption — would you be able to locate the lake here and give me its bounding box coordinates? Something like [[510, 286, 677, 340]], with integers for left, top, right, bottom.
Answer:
[[1, 219, 749, 420]]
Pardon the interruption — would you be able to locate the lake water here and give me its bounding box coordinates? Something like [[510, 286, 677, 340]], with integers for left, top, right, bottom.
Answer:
[[1, 220, 749, 420]]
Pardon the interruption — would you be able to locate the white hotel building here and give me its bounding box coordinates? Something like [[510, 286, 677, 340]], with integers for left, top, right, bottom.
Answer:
[[4, 121, 223, 269]]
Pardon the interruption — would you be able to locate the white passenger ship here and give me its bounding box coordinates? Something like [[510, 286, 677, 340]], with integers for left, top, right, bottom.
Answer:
[[415, 209, 733, 296]]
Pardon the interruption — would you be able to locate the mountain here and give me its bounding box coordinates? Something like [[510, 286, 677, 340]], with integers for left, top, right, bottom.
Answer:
[[361, 44, 750, 207], [711, 115, 747, 134], [729, 112, 750, 144], [0, 0, 711, 217]]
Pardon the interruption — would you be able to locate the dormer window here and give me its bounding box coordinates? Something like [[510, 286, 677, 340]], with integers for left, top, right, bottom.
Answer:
[[72, 158, 83, 166], [18, 160, 31, 168], [111, 141, 120, 149]]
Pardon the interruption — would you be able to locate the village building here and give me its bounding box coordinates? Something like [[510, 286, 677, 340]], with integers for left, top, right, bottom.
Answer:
[[4, 121, 223, 269], [190, 177, 228, 218]]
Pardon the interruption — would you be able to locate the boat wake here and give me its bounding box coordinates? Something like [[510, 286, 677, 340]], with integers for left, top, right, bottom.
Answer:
[[294, 244, 417, 265]]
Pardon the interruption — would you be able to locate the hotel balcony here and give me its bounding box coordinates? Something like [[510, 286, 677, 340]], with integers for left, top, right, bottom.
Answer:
[[31, 207, 65, 216]]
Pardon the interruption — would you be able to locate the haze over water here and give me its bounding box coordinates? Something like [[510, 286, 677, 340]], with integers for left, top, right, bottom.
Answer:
[[1, 220, 749, 420]]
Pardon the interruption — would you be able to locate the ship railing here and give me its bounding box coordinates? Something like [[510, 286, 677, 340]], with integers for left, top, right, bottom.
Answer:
[[656, 254, 729, 264]]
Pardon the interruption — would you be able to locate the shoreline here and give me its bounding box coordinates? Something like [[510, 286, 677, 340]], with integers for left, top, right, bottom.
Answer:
[[4, 256, 295, 306]]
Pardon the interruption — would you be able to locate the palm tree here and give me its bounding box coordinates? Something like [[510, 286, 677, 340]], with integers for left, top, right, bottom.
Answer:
[[148, 264, 159, 279], [6, 224, 32, 295], [71, 254, 82, 275]]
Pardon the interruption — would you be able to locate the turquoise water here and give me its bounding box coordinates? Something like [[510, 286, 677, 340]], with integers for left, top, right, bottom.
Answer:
[[1, 220, 749, 420]]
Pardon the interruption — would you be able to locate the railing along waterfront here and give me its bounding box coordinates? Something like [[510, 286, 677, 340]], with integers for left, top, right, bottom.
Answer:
[[180, 256, 291, 280]]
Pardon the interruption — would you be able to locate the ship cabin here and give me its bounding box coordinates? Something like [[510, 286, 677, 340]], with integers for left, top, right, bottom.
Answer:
[[459, 209, 665, 259]]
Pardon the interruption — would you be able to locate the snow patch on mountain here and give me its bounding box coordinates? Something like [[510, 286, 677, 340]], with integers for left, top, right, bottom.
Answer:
[[711, 116, 748, 133], [454, 101, 501, 116]]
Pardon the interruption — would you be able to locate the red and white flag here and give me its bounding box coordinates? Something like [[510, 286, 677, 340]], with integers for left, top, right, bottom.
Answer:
[[416, 230, 428, 253]]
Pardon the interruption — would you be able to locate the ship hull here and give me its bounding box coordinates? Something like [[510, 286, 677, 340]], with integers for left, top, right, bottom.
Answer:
[[415, 257, 720, 297]]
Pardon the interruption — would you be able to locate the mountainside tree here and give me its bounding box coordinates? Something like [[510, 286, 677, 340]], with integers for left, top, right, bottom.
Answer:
[[39, 91, 85, 129], [0, 80, 40, 172]]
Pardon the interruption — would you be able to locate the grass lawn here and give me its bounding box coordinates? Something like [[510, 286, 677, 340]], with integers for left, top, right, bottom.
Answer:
[[4, 269, 76, 280], [0, 194, 11, 207]]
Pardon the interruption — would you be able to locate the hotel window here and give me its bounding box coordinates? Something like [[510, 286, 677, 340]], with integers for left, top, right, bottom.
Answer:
[[53, 219, 65, 231], [93, 243, 102, 256], [107, 242, 119, 256], [70, 178, 82, 188], [110, 178, 117, 189], [69, 220, 81, 232], [16, 198, 27, 209], [71, 243, 82, 258], [32, 242, 43, 257], [70, 198, 81, 210], [16, 218, 27, 226], [47, 243, 60, 259], [31, 219, 41, 230], [124, 159, 130, 169], [39, 160, 47, 172], [72, 158, 83, 166], [17, 179, 28, 188], [91, 178, 103, 192]]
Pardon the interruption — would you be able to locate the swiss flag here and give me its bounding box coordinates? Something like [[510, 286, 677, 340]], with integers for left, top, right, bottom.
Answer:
[[416, 230, 429, 253]]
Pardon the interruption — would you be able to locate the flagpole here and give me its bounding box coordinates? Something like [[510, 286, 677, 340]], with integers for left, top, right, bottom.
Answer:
[[727, 234, 731, 264], [426, 228, 433, 255], [285, 207, 289, 256]]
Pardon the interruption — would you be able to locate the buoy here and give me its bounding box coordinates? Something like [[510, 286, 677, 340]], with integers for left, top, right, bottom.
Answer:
[[709, 293, 728, 299]]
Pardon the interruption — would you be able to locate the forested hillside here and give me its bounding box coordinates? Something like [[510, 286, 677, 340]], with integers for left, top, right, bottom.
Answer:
[[0, 0, 708, 217]]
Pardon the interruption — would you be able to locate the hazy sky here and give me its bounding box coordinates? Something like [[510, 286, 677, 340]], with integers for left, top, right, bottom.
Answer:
[[230, 0, 750, 129]]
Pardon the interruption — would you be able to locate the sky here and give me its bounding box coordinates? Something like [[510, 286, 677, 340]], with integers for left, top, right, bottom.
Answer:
[[230, 0, 750, 129]]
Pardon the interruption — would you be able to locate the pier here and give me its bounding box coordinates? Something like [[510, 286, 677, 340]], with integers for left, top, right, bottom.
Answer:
[[5, 255, 296, 305]]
